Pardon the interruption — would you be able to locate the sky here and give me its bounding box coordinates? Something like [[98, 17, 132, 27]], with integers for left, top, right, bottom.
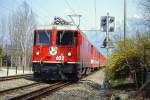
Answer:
[[0, 0, 141, 29], [0, 0, 142, 55]]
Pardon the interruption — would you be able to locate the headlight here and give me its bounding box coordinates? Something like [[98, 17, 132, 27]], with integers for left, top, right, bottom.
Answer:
[[49, 47, 57, 56], [91, 59, 94, 64], [67, 52, 72, 57], [36, 50, 40, 56]]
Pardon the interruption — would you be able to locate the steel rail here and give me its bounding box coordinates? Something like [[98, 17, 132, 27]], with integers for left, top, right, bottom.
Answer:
[[9, 82, 71, 100], [0, 74, 32, 82], [0, 82, 40, 95]]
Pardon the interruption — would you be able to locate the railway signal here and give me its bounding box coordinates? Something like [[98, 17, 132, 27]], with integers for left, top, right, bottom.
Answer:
[[100, 17, 107, 32], [102, 37, 113, 48], [102, 38, 107, 48], [109, 17, 115, 32], [101, 13, 115, 48], [100, 16, 115, 32]]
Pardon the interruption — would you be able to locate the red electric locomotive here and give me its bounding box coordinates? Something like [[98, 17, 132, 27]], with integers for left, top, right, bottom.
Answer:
[[32, 17, 106, 80]]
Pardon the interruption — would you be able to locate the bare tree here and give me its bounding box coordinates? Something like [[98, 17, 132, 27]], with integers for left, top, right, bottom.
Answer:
[[0, 18, 6, 49], [141, 0, 150, 18], [140, 0, 150, 28], [8, 1, 37, 68]]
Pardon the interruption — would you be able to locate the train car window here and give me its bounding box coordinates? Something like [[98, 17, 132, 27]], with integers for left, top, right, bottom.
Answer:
[[56, 31, 78, 46], [82, 37, 84, 48], [36, 31, 52, 45], [91, 45, 93, 54]]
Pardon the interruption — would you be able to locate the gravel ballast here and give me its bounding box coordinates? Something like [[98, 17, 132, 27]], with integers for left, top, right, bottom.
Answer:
[[43, 69, 107, 100], [43, 80, 108, 100], [42, 69, 144, 100]]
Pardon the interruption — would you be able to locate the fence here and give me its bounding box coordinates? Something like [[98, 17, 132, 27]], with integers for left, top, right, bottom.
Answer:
[[0, 57, 32, 77]]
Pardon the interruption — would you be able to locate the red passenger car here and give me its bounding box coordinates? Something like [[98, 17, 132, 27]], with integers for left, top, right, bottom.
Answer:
[[32, 17, 106, 80]]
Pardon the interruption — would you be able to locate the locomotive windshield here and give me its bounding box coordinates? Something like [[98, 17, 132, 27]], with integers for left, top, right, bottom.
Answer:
[[56, 31, 78, 46], [36, 31, 52, 45]]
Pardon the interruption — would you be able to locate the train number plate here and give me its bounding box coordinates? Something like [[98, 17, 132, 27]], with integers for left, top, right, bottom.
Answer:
[[56, 56, 64, 61]]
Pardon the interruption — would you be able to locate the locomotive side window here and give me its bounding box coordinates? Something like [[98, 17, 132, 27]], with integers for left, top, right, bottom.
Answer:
[[56, 31, 78, 46], [33, 32, 36, 45], [36, 31, 52, 45]]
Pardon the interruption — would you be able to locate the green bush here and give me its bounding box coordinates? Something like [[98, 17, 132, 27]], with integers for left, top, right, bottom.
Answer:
[[109, 48, 142, 79], [109, 34, 150, 80]]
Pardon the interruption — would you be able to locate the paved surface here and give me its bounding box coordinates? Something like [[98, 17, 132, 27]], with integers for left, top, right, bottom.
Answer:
[[0, 67, 32, 77]]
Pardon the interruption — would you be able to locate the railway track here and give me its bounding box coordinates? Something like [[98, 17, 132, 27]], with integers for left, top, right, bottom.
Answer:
[[0, 74, 32, 82], [0, 70, 101, 100], [0, 81, 56, 99], [26, 70, 100, 100], [8, 81, 72, 100]]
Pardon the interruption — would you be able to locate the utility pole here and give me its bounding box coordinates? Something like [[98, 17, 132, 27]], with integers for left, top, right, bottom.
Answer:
[[94, 0, 97, 28], [124, 0, 127, 47]]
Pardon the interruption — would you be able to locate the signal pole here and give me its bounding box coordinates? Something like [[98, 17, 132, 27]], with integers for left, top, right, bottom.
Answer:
[[105, 12, 110, 89], [101, 13, 115, 89], [101, 12, 111, 89]]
